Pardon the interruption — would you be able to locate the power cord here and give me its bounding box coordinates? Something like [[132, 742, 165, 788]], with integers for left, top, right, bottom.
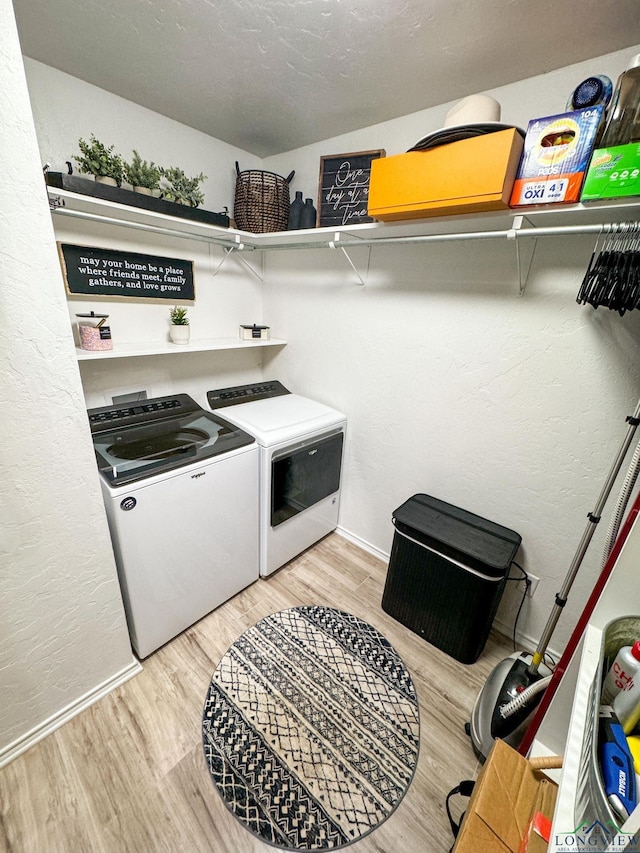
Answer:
[[543, 650, 557, 669], [506, 560, 530, 651], [505, 562, 557, 669]]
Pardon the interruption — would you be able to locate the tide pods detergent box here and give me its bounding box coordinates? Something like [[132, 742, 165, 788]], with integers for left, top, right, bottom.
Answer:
[[581, 143, 640, 201], [510, 106, 604, 206]]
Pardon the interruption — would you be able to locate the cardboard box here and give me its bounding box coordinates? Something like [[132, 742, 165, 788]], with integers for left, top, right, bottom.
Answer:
[[510, 106, 604, 206], [454, 740, 558, 853], [581, 142, 640, 201], [519, 812, 553, 853], [367, 128, 524, 221]]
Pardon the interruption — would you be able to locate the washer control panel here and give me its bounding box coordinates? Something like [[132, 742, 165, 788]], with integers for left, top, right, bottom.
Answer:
[[88, 394, 198, 432], [207, 380, 289, 409]]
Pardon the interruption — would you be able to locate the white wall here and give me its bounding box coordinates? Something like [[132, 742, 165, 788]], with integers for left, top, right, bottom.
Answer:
[[23, 58, 272, 411], [56, 216, 270, 410], [0, 0, 137, 766], [24, 57, 263, 218], [261, 45, 640, 655], [0, 31, 270, 766], [9, 31, 640, 774]]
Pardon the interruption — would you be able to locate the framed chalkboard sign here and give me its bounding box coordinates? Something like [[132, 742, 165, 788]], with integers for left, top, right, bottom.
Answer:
[[317, 149, 385, 228], [58, 243, 195, 301]]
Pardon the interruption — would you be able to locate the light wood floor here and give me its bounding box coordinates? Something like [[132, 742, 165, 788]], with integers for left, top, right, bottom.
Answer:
[[0, 533, 514, 852]]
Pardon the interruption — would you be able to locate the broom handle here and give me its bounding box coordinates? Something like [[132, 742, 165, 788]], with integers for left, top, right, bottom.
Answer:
[[528, 396, 640, 676], [529, 755, 563, 770]]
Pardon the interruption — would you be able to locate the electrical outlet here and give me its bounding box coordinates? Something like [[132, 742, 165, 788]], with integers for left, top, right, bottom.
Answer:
[[526, 574, 540, 598]]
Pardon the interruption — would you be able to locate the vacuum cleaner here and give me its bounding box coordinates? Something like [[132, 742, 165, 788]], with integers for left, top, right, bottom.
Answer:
[[469, 395, 640, 762]]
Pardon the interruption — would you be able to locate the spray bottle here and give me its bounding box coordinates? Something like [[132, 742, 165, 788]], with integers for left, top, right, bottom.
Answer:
[[602, 641, 640, 705], [612, 648, 640, 734]]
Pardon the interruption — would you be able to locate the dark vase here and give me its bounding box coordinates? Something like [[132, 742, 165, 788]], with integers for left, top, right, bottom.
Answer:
[[288, 191, 304, 230], [300, 198, 317, 229]]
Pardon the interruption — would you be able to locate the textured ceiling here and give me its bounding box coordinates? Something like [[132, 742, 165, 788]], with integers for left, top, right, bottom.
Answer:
[[12, 0, 640, 157]]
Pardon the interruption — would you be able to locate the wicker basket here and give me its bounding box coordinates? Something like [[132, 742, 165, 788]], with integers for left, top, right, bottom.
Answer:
[[234, 162, 295, 233]]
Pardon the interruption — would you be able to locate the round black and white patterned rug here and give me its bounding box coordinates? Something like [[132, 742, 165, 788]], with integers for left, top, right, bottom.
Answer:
[[202, 606, 420, 850]]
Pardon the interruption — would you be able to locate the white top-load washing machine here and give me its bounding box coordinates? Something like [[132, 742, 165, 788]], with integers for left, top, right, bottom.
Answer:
[[88, 393, 259, 658], [207, 381, 346, 577]]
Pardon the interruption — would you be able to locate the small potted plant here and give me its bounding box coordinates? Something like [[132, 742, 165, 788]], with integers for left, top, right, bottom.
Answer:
[[159, 166, 207, 207], [74, 135, 124, 186], [124, 150, 161, 195], [169, 305, 190, 344]]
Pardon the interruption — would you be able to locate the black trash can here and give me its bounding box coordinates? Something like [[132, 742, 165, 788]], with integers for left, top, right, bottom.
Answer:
[[382, 494, 522, 664]]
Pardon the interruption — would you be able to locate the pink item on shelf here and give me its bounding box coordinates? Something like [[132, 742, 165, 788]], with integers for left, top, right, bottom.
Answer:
[[76, 312, 113, 351]]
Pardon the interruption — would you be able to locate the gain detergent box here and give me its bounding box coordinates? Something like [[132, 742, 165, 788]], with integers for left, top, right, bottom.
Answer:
[[510, 106, 604, 206], [581, 143, 640, 201]]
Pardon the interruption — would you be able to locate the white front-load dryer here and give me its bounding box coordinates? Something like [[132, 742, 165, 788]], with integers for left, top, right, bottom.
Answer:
[[207, 381, 346, 576]]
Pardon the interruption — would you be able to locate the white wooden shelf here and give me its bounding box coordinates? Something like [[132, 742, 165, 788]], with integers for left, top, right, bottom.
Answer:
[[75, 336, 286, 361], [49, 186, 640, 252], [50, 186, 640, 347], [49, 188, 243, 247], [544, 624, 603, 844]]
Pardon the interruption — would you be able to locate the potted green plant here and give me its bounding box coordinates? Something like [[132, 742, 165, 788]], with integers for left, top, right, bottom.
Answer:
[[74, 135, 124, 186], [124, 150, 161, 195], [169, 305, 190, 344], [159, 167, 207, 207]]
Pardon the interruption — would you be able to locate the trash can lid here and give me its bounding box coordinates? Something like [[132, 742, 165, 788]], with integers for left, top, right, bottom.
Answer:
[[392, 493, 522, 572]]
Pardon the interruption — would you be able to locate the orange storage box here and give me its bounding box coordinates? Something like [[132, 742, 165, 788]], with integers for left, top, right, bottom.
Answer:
[[367, 128, 524, 221]]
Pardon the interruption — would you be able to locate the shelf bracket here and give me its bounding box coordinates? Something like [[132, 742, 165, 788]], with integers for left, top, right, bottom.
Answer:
[[508, 215, 537, 297], [328, 231, 370, 286], [211, 237, 264, 282]]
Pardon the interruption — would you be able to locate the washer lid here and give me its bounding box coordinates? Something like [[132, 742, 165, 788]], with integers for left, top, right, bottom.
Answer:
[[213, 394, 345, 446], [89, 394, 255, 484]]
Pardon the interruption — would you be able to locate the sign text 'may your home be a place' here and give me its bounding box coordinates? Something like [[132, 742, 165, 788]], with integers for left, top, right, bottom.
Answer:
[[58, 243, 195, 301]]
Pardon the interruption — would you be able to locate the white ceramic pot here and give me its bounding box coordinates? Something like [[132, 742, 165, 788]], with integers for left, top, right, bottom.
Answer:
[[169, 325, 190, 345], [133, 186, 153, 195], [95, 175, 118, 186]]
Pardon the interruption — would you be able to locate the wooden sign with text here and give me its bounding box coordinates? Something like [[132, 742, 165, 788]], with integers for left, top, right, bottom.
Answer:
[[317, 150, 385, 228], [58, 243, 195, 301]]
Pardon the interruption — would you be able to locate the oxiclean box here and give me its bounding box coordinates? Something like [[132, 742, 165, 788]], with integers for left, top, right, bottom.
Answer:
[[510, 106, 604, 206]]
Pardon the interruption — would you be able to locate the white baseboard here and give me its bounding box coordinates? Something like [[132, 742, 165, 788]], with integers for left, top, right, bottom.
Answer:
[[0, 657, 142, 769], [335, 525, 389, 564], [493, 616, 561, 664]]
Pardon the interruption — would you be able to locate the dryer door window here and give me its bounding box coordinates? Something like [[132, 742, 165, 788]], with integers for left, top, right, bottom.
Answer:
[[271, 432, 343, 527]]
